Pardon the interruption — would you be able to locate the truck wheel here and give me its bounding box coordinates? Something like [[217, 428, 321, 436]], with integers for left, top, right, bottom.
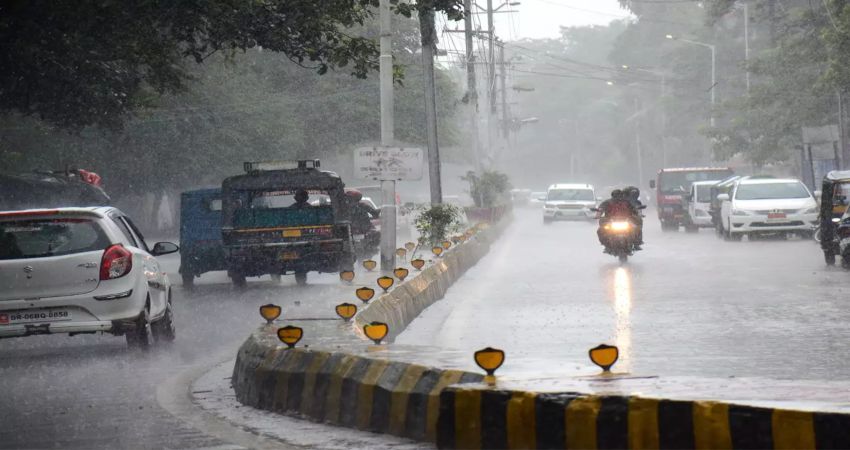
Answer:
[[181, 272, 194, 288], [825, 250, 837, 266], [231, 272, 247, 288], [295, 271, 308, 286]]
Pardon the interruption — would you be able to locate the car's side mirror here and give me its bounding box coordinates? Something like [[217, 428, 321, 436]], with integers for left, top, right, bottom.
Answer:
[[716, 193, 730, 202], [151, 242, 179, 256], [649, 180, 656, 189]]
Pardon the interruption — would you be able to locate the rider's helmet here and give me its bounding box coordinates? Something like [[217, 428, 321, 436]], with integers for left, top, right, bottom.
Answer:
[[345, 189, 363, 203], [611, 189, 623, 199], [625, 186, 640, 200]]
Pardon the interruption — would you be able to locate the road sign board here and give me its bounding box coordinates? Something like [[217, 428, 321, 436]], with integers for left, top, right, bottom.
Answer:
[[354, 147, 423, 181]]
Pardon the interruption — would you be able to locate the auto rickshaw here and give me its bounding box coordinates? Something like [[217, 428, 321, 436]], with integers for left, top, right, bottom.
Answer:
[[221, 160, 355, 287], [818, 170, 850, 265], [179, 188, 227, 287]]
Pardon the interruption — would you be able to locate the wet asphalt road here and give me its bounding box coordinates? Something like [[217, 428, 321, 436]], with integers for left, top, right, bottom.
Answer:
[[3, 208, 850, 448], [0, 264, 356, 450], [399, 208, 850, 381]]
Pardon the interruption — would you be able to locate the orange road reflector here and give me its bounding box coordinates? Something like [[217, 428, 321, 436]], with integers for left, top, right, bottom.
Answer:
[[362, 259, 377, 271], [339, 270, 355, 283], [363, 321, 389, 345], [377, 276, 394, 292], [474, 347, 505, 376], [356, 287, 375, 303], [405, 242, 416, 252], [393, 267, 409, 281], [259, 304, 282, 324], [396, 248, 407, 259], [432, 246, 444, 256], [441, 240, 452, 250], [589, 344, 619, 372], [411, 259, 426, 270], [335, 303, 357, 321], [277, 326, 303, 348]]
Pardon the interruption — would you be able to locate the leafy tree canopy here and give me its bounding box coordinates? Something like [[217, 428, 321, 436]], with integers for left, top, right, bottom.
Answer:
[[0, 0, 462, 130]]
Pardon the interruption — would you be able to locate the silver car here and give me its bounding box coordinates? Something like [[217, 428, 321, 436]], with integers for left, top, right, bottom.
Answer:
[[0, 207, 178, 348]]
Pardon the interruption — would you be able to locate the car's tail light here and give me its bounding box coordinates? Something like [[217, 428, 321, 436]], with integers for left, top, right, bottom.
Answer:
[[100, 244, 133, 280]]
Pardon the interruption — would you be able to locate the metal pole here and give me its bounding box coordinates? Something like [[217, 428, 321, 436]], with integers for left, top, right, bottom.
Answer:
[[498, 40, 509, 140], [840, 90, 848, 169], [379, 0, 396, 270], [420, 6, 443, 205], [710, 44, 716, 128], [635, 97, 643, 188], [487, 0, 496, 115], [744, 2, 750, 95], [464, 0, 482, 172]]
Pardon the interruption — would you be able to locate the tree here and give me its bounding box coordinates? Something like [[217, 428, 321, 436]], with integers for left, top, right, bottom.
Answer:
[[0, 0, 462, 130]]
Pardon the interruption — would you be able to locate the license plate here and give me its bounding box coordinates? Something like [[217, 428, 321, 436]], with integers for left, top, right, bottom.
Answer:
[[280, 251, 299, 261], [767, 213, 787, 220], [282, 229, 302, 238], [0, 309, 72, 325]]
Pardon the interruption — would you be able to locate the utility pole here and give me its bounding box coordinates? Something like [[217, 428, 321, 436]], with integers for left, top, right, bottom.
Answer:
[[498, 40, 509, 139], [379, 0, 396, 270], [634, 97, 643, 188], [487, 0, 496, 115], [743, 1, 750, 95], [420, 5, 442, 204], [463, 0, 482, 172]]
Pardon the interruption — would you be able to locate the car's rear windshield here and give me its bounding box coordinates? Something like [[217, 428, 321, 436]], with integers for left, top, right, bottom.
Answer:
[[735, 182, 810, 200], [547, 189, 594, 201], [0, 218, 110, 260]]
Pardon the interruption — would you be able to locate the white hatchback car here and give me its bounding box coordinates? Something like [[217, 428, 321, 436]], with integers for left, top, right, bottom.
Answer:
[[0, 207, 178, 348], [542, 184, 597, 223], [718, 178, 818, 240]]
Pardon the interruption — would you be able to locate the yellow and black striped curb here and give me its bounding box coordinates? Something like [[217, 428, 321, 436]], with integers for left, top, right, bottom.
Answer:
[[232, 216, 511, 443], [437, 387, 850, 449], [232, 339, 483, 442]]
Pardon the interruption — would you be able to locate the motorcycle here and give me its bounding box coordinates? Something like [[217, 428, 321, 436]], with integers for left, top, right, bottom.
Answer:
[[592, 206, 644, 263]]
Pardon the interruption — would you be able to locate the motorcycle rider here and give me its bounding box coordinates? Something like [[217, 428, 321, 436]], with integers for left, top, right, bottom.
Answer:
[[596, 189, 640, 250], [624, 186, 645, 249], [345, 189, 380, 236]]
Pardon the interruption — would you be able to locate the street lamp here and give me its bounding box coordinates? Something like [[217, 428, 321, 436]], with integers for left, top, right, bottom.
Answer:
[[667, 34, 716, 127]]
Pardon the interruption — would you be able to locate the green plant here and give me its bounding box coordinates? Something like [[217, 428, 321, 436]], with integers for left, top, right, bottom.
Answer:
[[414, 204, 464, 248], [462, 170, 511, 208]]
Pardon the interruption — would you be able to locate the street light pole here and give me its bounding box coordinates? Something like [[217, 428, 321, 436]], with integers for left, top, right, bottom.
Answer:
[[666, 34, 716, 127], [379, 0, 396, 270]]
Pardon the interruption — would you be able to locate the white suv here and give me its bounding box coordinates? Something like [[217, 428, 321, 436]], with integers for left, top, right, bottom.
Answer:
[[0, 207, 178, 348], [542, 184, 597, 223], [718, 178, 818, 240]]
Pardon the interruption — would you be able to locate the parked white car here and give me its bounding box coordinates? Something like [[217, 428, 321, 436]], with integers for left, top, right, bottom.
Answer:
[[542, 184, 597, 223], [718, 178, 818, 240], [0, 207, 178, 348]]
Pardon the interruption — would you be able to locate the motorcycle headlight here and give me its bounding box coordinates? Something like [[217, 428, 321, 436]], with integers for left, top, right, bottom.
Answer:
[[608, 221, 631, 232], [732, 209, 751, 216]]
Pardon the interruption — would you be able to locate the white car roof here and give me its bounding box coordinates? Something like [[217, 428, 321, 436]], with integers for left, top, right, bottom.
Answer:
[[0, 206, 114, 218], [692, 180, 720, 186], [737, 178, 801, 185], [548, 183, 594, 190]]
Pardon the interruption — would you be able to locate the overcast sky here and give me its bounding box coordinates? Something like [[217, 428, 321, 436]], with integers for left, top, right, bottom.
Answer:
[[492, 0, 631, 40]]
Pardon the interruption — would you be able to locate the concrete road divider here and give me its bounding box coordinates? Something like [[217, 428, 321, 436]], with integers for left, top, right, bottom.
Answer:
[[438, 385, 850, 449], [232, 335, 483, 442], [232, 217, 510, 443]]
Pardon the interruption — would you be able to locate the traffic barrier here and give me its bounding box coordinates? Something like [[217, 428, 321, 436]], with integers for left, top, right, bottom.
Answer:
[[232, 335, 483, 442], [437, 385, 850, 449], [232, 215, 511, 443]]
